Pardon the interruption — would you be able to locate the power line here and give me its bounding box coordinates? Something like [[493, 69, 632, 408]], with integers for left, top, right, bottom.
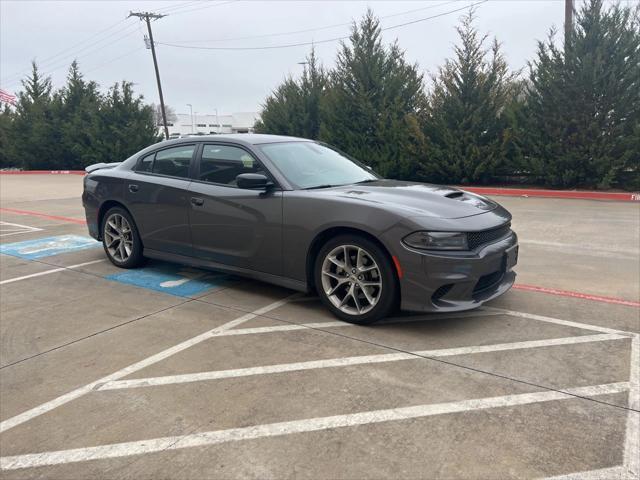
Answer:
[[156, 0, 487, 51], [2, 23, 141, 86], [0, 0, 199, 85], [0, 19, 133, 84], [3, 27, 142, 88], [168, 0, 460, 44], [158, 0, 203, 14], [162, 0, 239, 17], [82, 47, 146, 76]]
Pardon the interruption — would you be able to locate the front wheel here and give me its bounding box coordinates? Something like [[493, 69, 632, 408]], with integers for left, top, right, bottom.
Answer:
[[102, 207, 145, 268], [315, 235, 398, 324]]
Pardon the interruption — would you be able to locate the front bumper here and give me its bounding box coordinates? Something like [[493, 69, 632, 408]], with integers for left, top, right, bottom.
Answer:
[[398, 232, 518, 313]]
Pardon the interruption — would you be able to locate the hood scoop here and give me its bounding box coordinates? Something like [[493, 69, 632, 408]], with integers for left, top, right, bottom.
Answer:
[[444, 191, 465, 199]]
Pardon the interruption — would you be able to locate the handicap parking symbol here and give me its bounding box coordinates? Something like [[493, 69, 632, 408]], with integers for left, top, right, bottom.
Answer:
[[0, 234, 101, 259], [106, 262, 227, 297]]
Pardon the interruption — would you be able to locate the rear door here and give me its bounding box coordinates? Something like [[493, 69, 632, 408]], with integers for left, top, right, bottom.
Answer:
[[126, 143, 197, 256], [187, 143, 283, 275]]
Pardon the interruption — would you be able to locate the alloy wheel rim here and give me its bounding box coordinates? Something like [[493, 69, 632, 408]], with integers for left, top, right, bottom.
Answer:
[[321, 245, 382, 316], [104, 214, 133, 262]]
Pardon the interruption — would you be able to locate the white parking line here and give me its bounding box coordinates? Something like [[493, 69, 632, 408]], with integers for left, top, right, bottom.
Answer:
[[98, 333, 627, 391], [0, 221, 43, 238], [623, 335, 639, 478], [199, 310, 505, 338], [485, 307, 635, 336], [543, 466, 628, 479], [0, 294, 301, 434], [0, 382, 629, 471], [0, 259, 106, 285]]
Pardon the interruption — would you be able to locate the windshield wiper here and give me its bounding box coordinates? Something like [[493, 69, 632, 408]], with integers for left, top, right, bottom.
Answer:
[[354, 179, 379, 184], [302, 184, 337, 190]]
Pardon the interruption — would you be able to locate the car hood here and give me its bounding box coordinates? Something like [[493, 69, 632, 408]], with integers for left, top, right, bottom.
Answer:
[[313, 180, 499, 219]]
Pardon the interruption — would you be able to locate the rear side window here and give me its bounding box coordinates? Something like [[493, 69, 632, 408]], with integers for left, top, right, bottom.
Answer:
[[138, 153, 154, 172], [136, 145, 195, 179], [154, 146, 195, 178], [199, 145, 266, 187]]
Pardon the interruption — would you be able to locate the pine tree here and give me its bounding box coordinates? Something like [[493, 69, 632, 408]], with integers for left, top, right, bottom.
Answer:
[[95, 81, 160, 163], [420, 11, 520, 185], [0, 105, 15, 168], [299, 49, 327, 139], [255, 49, 327, 139], [254, 78, 304, 136], [320, 10, 426, 179], [53, 61, 103, 168], [11, 62, 57, 169], [524, 0, 640, 189]]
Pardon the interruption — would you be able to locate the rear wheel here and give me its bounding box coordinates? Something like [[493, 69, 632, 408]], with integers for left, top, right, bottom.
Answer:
[[315, 235, 398, 324], [102, 207, 144, 268]]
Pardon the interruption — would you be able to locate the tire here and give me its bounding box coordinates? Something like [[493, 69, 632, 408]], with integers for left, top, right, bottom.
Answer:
[[101, 206, 145, 268], [314, 234, 398, 324]]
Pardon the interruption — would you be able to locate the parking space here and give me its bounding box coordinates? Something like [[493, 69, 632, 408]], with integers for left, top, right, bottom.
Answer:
[[0, 175, 638, 479]]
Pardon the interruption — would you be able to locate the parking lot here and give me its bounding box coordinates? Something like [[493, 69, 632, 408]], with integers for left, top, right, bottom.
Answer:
[[0, 174, 638, 479]]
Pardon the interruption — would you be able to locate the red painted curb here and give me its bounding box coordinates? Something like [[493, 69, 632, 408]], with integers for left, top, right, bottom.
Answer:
[[513, 284, 640, 307], [0, 170, 85, 175], [462, 186, 640, 202], [0, 207, 87, 225]]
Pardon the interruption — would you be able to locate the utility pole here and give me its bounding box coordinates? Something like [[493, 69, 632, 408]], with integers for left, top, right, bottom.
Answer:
[[129, 11, 170, 140], [564, 0, 574, 49]]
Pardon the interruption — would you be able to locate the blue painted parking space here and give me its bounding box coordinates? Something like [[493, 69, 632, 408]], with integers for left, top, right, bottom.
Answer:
[[106, 261, 228, 297], [0, 234, 100, 260], [0, 234, 227, 296]]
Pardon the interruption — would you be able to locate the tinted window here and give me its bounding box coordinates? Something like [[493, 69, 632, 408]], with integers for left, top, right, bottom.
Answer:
[[152, 145, 195, 178], [199, 145, 265, 187], [138, 153, 154, 172]]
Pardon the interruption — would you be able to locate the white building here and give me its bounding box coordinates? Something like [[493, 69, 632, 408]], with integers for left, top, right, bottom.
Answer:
[[164, 112, 260, 138]]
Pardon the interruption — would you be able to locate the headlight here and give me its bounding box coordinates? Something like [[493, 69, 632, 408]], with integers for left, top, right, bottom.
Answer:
[[403, 231, 468, 250]]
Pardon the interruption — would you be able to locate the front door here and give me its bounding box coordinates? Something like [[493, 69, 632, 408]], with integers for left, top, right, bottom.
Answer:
[[126, 144, 196, 256], [188, 143, 282, 276]]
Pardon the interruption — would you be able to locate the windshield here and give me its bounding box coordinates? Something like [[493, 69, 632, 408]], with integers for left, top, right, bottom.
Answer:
[[257, 142, 378, 190]]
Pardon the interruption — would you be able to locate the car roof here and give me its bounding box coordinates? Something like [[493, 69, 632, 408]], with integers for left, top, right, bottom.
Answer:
[[161, 134, 312, 147]]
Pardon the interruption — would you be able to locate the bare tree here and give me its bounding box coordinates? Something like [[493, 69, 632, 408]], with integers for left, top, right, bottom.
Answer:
[[151, 103, 177, 125]]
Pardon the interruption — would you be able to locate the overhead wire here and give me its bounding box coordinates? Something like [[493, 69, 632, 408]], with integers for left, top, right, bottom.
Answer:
[[167, 0, 460, 44], [3, 26, 142, 88], [162, 0, 239, 17], [0, 17, 130, 83], [0, 0, 212, 86], [155, 0, 488, 51], [82, 47, 148, 76]]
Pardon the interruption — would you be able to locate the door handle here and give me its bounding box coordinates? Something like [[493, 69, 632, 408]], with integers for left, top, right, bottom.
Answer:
[[191, 197, 204, 206], [128, 184, 139, 193]]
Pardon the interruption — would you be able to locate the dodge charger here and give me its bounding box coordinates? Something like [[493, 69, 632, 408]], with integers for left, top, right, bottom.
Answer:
[[82, 134, 518, 324]]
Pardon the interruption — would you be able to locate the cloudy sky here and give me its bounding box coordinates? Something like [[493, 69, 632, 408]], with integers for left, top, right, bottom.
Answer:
[[1, 0, 574, 117]]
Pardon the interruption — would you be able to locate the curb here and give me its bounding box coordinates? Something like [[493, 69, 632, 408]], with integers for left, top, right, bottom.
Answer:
[[0, 170, 86, 175], [0, 207, 87, 225], [461, 186, 639, 202], [1, 172, 638, 202]]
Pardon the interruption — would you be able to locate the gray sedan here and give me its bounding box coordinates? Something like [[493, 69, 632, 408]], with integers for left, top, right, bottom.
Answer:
[[82, 134, 518, 324]]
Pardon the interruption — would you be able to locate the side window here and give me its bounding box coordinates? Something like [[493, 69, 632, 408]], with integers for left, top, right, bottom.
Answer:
[[199, 145, 266, 187], [137, 153, 154, 172], [152, 145, 195, 179]]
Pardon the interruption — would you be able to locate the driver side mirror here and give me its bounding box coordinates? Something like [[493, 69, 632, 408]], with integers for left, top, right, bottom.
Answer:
[[236, 173, 273, 190]]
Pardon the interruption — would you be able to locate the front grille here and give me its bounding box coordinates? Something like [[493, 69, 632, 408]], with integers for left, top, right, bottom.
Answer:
[[467, 223, 511, 250], [473, 271, 504, 296]]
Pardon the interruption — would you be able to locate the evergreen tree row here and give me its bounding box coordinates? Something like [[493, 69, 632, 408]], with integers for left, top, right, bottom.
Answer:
[[0, 61, 159, 170], [255, 0, 640, 190]]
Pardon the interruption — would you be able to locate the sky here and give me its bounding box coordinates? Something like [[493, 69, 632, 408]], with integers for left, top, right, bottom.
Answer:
[[1, 0, 577, 117]]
